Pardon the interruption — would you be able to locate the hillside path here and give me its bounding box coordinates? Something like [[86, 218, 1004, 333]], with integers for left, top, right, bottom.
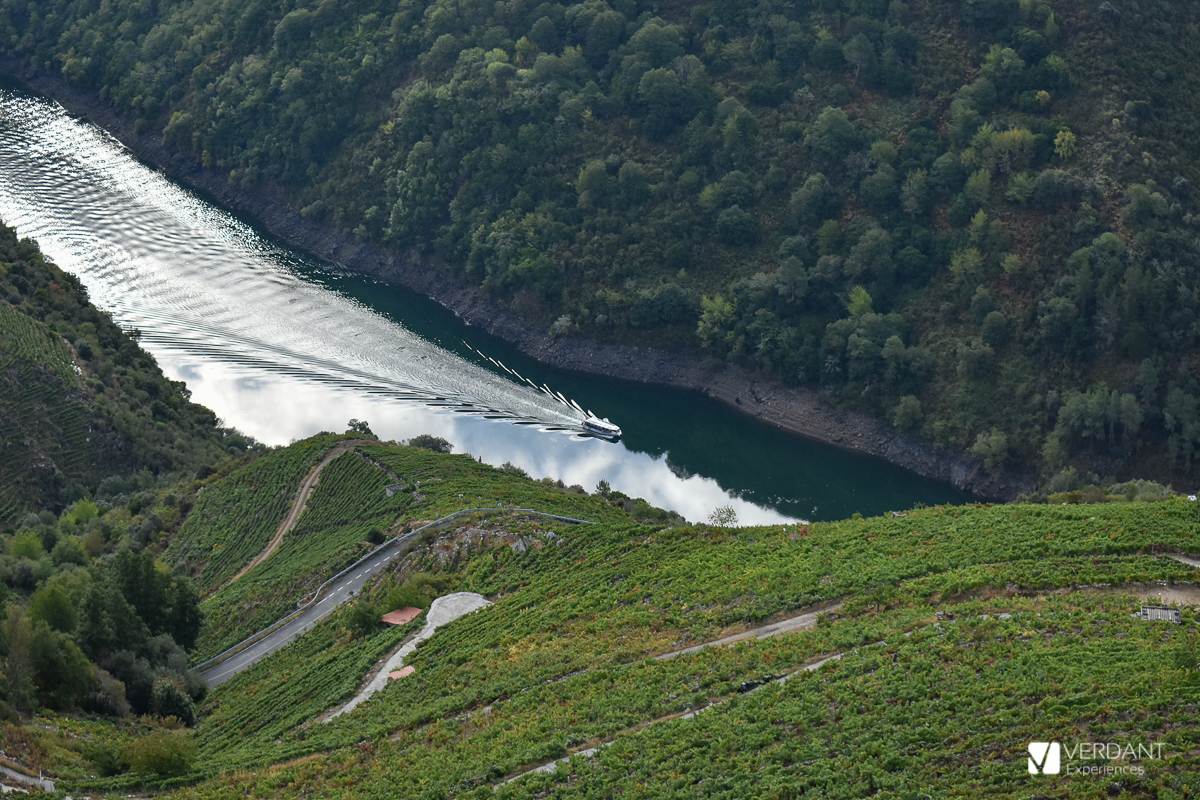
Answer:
[[655, 602, 841, 661], [211, 440, 365, 596]]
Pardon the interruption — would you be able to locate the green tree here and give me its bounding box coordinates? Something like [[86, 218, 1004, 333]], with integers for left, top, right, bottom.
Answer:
[[152, 678, 196, 726], [893, 395, 923, 430], [716, 205, 757, 247], [707, 506, 738, 526], [11, 530, 44, 560], [29, 586, 77, 634], [900, 169, 929, 217], [842, 34, 876, 85], [697, 295, 736, 349], [964, 169, 992, 205], [29, 620, 95, 709], [806, 108, 857, 168], [791, 173, 838, 226], [844, 229, 894, 283], [970, 428, 1008, 471], [407, 435, 453, 453], [1053, 130, 1077, 160], [847, 286, 874, 318]]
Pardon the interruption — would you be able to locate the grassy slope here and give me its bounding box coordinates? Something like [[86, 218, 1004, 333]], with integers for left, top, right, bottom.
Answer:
[[50, 446, 1200, 797]]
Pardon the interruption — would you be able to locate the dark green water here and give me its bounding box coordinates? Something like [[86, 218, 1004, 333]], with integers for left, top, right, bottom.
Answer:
[[0, 82, 969, 523]]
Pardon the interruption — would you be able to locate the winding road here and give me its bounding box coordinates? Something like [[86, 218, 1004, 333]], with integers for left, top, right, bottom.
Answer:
[[198, 507, 594, 687]]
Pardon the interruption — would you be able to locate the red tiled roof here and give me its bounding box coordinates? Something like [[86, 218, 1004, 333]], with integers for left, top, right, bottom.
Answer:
[[380, 607, 422, 626], [388, 666, 416, 679]]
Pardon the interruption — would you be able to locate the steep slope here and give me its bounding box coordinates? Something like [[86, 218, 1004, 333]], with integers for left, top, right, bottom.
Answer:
[[2, 0, 1199, 488], [33, 445, 1199, 797], [0, 222, 245, 530]]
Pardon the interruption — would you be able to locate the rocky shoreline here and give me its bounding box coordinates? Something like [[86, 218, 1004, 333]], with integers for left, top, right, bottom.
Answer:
[[0, 58, 1036, 500]]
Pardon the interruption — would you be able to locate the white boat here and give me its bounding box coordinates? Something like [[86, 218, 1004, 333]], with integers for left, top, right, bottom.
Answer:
[[582, 414, 622, 439]]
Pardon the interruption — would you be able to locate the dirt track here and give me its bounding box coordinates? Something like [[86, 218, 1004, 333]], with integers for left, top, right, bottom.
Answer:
[[211, 440, 368, 595]]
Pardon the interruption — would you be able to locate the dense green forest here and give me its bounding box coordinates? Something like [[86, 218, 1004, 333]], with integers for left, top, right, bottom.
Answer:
[[2, 0, 1199, 485], [0, 222, 254, 530]]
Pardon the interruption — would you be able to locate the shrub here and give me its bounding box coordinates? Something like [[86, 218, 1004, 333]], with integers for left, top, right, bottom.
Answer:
[[407, 435, 453, 453], [125, 731, 196, 776], [152, 678, 196, 726]]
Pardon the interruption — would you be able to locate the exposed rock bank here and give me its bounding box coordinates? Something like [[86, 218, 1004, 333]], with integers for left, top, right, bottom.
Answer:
[[0, 59, 1035, 501]]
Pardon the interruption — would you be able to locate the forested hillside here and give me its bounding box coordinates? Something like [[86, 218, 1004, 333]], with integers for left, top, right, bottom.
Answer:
[[0, 223, 251, 530], [4, 0, 1200, 486]]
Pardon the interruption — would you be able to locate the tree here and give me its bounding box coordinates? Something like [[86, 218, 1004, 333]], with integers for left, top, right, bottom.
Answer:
[[859, 166, 898, 215], [847, 286, 874, 318], [165, 577, 203, 652], [113, 548, 168, 635], [29, 586, 77, 634], [901, 169, 929, 217], [347, 418, 373, 436], [1054, 130, 1077, 160], [3, 606, 36, 713], [949, 247, 985, 288], [716, 205, 757, 247], [697, 294, 736, 348], [844, 229, 893, 283], [842, 34, 876, 85], [11, 530, 44, 560], [407, 434, 453, 453], [637, 68, 689, 138], [708, 506, 738, 526], [805, 108, 857, 169], [153, 678, 196, 726], [791, 173, 838, 226], [964, 169, 992, 205], [30, 620, 96, 709], [970, 428, 1008, 471], [893, 395, 923, 430]]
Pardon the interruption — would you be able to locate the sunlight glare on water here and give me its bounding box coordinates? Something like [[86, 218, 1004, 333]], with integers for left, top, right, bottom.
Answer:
[[0, 86, 802, 524]]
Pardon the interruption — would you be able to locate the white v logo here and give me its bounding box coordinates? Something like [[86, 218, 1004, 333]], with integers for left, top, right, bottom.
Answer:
[[1027, 742, 1060, 775]]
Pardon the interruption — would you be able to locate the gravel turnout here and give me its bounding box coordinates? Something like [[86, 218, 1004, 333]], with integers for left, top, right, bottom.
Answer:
[[327, 592, 492, 720]]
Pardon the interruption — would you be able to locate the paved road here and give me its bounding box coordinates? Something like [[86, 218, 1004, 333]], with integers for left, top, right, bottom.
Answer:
[[199, 508, 594, 687], [200, 531, 418, 686]]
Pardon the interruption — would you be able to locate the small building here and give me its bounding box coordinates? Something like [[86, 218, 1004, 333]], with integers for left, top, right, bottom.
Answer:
[[380, 607, 423, 627], [389, 666, 416, 680]]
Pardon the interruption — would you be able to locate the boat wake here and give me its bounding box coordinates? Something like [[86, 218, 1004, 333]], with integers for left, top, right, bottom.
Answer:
[[0, 88, 600, 438]]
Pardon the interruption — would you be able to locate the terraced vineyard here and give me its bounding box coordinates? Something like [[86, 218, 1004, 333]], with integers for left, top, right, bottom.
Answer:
[[0, 222, 232, 527], [165, 435, 346, 594], [0, 304, 101, 524], [29, 440, 1199, 797], [356, 444, 634, 526], [191, 448, 414, 660], [0, 302, 76, 382]]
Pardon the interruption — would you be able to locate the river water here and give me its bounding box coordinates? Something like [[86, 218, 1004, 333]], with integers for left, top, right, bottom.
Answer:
[[0, 83, 968, 523]]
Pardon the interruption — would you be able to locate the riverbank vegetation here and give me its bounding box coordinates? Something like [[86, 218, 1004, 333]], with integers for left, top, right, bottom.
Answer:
[[3, 0, 1200, 486]]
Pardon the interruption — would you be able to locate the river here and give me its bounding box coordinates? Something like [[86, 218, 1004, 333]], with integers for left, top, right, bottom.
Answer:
[[0, 82, 969, 523]]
